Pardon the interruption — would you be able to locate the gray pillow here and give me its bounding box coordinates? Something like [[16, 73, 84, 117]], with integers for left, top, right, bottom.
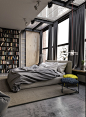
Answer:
[[39, 62, 58, 71], [0, 91, 10, 117], [57, 63, 67, 73]]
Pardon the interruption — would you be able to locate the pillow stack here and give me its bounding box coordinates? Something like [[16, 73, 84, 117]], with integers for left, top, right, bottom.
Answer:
[[39, 62, 67, 74], [39, 62, 58, 71]]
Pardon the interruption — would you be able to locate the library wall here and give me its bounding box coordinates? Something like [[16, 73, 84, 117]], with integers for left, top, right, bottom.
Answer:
[[26, 31, 40, 66]]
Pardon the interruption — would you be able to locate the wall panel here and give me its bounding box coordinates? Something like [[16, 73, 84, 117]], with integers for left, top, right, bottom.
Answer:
[[26, 31, 39, 66]]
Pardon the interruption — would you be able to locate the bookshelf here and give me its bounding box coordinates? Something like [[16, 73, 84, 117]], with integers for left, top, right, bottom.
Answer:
[[0, 28, 19, 73]]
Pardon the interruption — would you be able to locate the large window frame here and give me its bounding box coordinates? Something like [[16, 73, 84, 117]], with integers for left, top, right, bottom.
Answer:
[[42, 30, 48, 62]]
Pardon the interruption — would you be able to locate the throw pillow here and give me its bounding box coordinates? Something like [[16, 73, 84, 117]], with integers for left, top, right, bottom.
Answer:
[[63, 74, 78, 79], [57, 63, 67, 73]]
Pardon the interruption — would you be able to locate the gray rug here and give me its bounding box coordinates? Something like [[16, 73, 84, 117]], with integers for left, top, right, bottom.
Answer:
[[0, 79, 75, 107]]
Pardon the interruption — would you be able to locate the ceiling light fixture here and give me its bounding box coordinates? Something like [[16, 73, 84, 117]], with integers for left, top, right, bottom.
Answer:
[[23, 18, 28, 26], [31, 20, 35, 24], [34, 0, 41, 10], [48, 2, 52, 8]]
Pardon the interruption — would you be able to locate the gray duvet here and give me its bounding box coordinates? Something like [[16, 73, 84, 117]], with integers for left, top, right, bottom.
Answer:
[[7, 66, 60, 92]]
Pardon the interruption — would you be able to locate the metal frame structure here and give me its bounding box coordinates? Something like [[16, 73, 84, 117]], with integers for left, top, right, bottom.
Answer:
[[25, 0, 86, 33]]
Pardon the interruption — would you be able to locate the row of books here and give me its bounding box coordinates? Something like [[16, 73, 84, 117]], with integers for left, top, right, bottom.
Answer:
[[1, 51, 19, 55], [0, 47, 18, 51], [13, 39, 17, 42], [16, 52, 19, 55], [0, 60, 3, 64], [0, 47, 6, 50], [5, 43, 18, 47], [0, 33, 19, 38], [0, 38, 4, 41], [2, 51, 6, 55], [0, 69, 5, 73], [0, 60, 19, 64], [0, 29, 19, 35], [0, 38, 19, 42], [0, 56, 5, 60], [7, 56, 18, 60]]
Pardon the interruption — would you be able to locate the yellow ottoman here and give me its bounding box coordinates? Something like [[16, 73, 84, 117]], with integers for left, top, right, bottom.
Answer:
[[63, 74, 78, 86]]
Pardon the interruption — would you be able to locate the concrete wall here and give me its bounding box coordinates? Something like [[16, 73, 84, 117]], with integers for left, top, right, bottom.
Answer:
[[26, 31, 40, 67]]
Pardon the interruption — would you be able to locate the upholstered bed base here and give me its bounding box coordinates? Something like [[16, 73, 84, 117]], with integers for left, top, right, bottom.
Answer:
[[20, 61, 72, 90]]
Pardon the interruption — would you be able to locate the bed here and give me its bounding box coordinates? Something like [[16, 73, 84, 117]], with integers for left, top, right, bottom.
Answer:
[[7, 61, 72, 92]]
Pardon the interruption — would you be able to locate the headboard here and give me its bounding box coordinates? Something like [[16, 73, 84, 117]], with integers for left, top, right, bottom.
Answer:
[[45, 60, 72, 74]]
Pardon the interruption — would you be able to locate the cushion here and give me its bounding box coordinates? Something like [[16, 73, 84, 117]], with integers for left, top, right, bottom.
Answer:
[[39, 62, 58, 71], [57, 63, 67, 73], [0, 91, 10, 117], [61, 78, 79, 84], [63, 74, 78, 79]]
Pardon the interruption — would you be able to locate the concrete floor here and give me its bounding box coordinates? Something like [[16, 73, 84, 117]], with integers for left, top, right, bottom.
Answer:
[[4, 84, 85, 117]]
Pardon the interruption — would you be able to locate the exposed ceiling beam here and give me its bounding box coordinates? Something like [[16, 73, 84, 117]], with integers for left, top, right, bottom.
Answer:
[[65, 0, 74, 6], [25, 28, 40, 33], [52, 0, 78, 10], [32, 22, 43, 30], [34, 18, 53, 25]]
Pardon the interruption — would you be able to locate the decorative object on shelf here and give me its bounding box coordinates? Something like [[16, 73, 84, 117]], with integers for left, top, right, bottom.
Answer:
[[34, 0, 41, 10], [48, 2, 52, 8], [81, 60, 84, 70]]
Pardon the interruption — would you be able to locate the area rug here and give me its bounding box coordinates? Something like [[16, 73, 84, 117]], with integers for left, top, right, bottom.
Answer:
[[0, 79, 75, 107]]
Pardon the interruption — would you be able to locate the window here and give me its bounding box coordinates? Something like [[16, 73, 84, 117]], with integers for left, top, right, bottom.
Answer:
[[42, 49, 48, 62], [42, 30, 48, 62], [57, 45, 68, 61], [57, 18, 69, 61], [58, 18, 69, 45]]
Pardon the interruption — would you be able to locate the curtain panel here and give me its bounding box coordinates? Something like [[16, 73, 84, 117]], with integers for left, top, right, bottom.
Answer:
[[68, 4, 85, 69], [39, 31, 43, 64], [47, 25, 52, 60], [53, 21, 58, 60]]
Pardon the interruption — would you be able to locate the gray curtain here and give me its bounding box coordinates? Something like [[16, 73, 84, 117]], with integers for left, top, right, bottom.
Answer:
[[47, 25, 52, 60], [53, 21, 58, 60], [68, 4, 85, 69], [39, 31, 43, 64]]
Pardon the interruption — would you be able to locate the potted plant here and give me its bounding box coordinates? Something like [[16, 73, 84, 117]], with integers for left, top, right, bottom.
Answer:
[[81, 60, 84, 70]]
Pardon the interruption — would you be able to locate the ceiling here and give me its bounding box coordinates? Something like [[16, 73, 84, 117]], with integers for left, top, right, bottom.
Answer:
[[37, 4, 71, 21], [0, 0, 85, 31], [0, 0, 50, 30]]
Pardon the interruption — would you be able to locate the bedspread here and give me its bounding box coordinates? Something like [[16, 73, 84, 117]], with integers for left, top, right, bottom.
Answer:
[[7, 67, 60, 92]]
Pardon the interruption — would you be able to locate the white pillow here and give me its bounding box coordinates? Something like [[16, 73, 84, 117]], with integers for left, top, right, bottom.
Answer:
[[39, 62, 58, 71], [57, 63, 67, 73]]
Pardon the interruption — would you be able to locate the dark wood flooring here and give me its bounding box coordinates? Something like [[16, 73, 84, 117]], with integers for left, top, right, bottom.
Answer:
[[4, 84, 85, 117]]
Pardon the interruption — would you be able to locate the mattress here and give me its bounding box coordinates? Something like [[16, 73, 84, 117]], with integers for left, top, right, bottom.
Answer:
[[20, 76, 62, 90]]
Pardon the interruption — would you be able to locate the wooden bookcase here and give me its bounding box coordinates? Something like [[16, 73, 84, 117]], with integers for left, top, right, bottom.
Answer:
[[0, 28, 19, 73]]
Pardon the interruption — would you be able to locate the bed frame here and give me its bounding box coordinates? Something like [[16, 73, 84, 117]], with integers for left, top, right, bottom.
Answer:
[[20, 61, 72, 90]]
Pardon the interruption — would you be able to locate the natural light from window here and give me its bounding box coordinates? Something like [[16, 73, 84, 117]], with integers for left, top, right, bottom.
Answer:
[[58, 18, 69, 45], [57, 18, 69, 61]]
